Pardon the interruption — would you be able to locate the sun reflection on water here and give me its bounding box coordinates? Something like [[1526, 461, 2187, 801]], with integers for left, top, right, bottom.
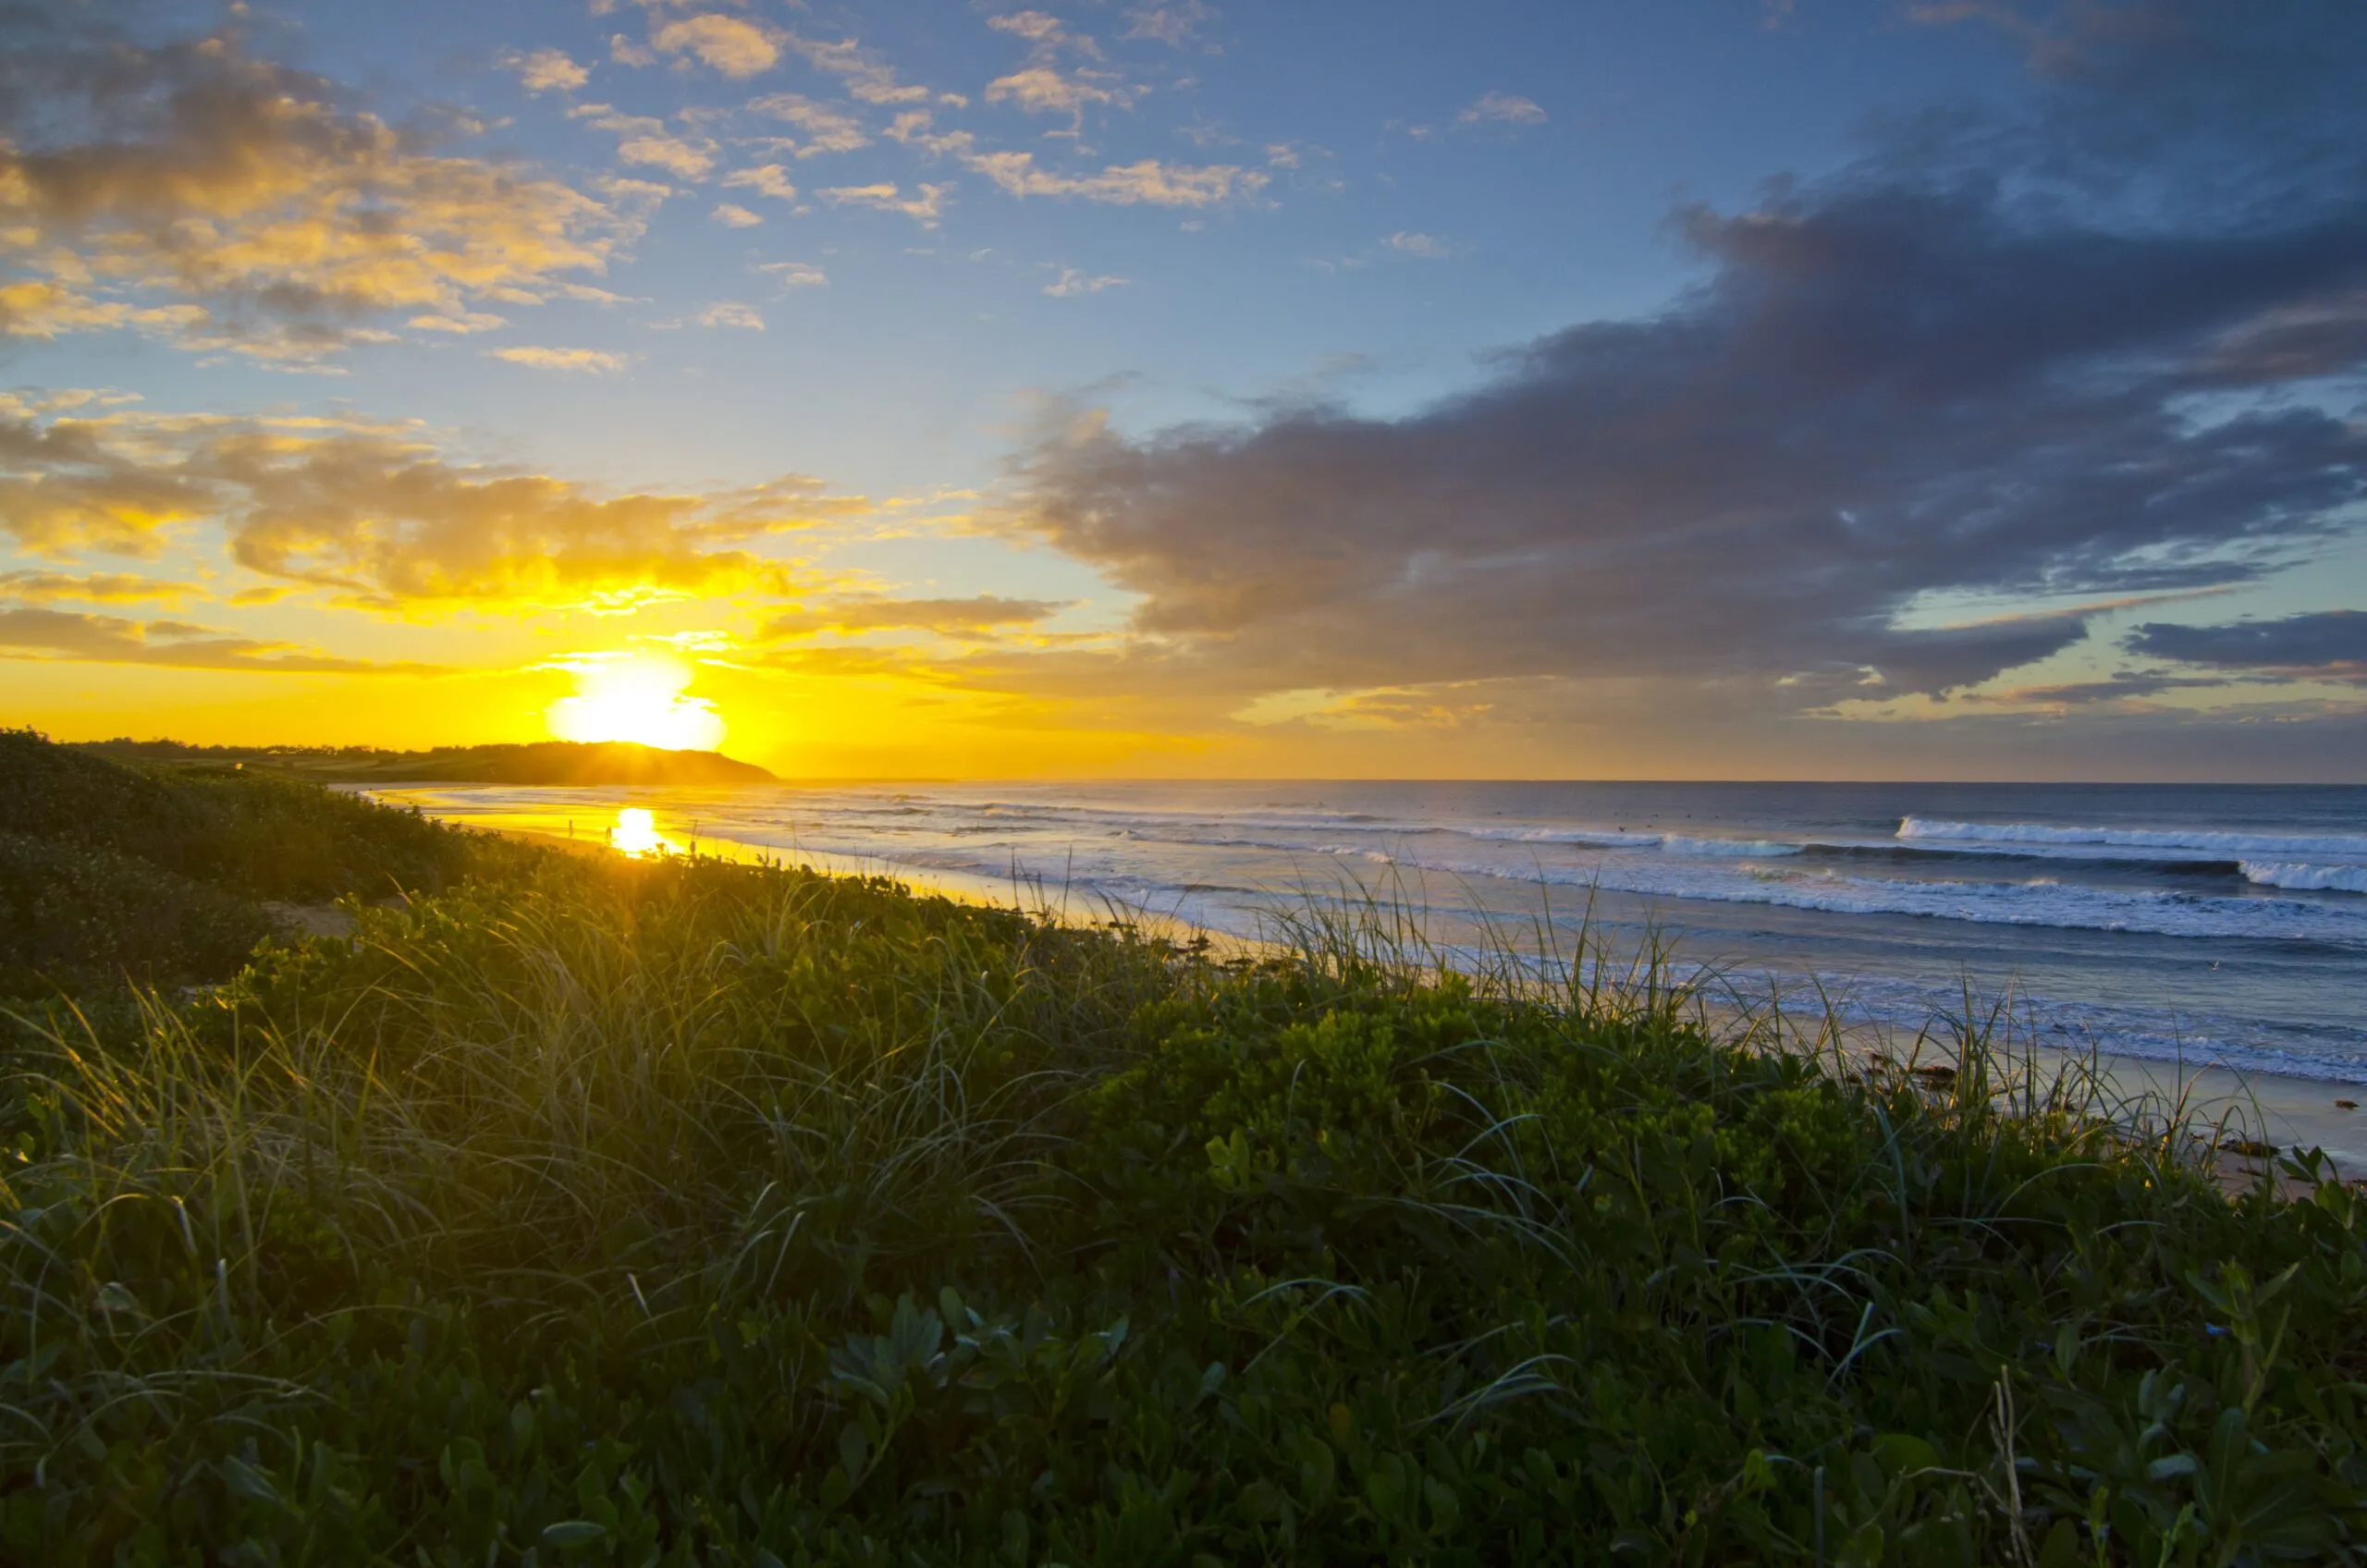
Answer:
[[610, 807, 673, 857]]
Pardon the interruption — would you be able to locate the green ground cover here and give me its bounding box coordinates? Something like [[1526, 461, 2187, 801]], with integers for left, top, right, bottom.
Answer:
[[2, 733, 2364, 1563]]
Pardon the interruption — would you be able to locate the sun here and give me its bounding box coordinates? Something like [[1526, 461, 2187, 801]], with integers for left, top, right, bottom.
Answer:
[[546, 653, 726, 752]]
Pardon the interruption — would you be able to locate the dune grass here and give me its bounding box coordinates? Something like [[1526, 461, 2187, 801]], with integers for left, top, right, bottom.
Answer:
[[3, 745, 2366, 1563]]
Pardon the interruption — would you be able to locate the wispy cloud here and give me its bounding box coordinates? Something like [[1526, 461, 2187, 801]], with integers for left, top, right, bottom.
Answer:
[[502, 47, 589, 93], [694, 300, 766, 330], [619, 136, 715, 179], [987, 12, 1076, 47], [0, 606, 445, 674], [1044, 268, 1128, 296], [968, 152, 1260, 206], [408, 311, 511, 335], [571, 104, 718, 179], [649, 13, 780, 78], [0, 570, 203, 606], [985, 67, 1131, 123], [1124, 1, 1219, 48], [819, 182, 953, 227], [488, 346, 629, 374], [885, 109, 979, 160], [754, 261, 829, 289], [710, 202, 764, 227], [984, 10, 1136, 131], [780, 31, 932, 104], [762, 594, 1064, 640], [1458, 90, 1546, 126], [1385, 231, 1457, 258], [723, 164, 799, 202], [744, 94, 872, 155]]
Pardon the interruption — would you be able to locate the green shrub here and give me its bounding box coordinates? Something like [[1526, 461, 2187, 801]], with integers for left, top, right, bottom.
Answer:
[[3, 851, 2361, 1564], [0, 832, 272, 998]]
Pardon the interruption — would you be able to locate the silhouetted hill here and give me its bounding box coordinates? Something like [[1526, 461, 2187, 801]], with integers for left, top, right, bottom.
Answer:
[[74, 739, 777, 787]]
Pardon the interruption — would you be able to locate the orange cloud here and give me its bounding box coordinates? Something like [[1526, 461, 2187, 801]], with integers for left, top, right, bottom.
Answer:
[[964, 152, 1261, 206], [779, 31, 933, 105], [981, 10, 1136, 132], [0, 413, 215, 557], [570, 104, 720, 179], [0, 21, 631, 359], [504, 47, 591, 94], [819, 182, 952, 226], [0, 406, 871, 614], [744, 94, 872, 156], [487, 345, 629, 373], [650, 14, 781, 78], [0, 605, 443, 674], [760, 594, 1065, 640], [0, 570, 203, 604], [723, 164, 800, 202]]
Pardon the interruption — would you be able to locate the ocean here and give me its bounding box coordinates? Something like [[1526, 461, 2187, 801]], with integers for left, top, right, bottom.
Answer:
[[374, 779, 2367, 1086]]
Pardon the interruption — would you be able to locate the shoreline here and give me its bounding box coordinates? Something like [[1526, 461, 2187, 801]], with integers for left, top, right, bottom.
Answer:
[[2045, 1048, 2367, 1178], [472, 819, 2367, 1176]]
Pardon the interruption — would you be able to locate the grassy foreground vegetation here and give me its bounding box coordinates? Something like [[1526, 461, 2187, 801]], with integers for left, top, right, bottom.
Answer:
[[3, 735, 2365, 1563]]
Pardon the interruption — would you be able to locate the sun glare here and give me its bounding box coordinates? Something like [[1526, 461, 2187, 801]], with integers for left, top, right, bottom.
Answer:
[[546, 653, 725, 752], [609, 806, 672, 857]]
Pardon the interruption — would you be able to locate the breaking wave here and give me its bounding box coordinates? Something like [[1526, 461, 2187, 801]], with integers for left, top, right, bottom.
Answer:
[[2242, 861, 2367, 895], [1899, 816, 2367, 859]]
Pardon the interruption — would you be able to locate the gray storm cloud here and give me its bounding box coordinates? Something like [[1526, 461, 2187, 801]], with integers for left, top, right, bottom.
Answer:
[[1004, 0, 2367, 723], [2129, 610, 2367, 682]]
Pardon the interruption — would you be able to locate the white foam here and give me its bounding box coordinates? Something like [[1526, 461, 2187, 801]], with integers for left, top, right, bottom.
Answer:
[[1900, 815, 2367, 859], [1454, 826, 1665, 847], [1331, 849, 2367, 946], [2243, 861, 2367, 895]]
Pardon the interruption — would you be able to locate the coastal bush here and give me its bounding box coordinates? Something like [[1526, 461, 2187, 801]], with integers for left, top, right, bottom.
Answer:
[[0, 729, 506, 995], [0, 832, 271, 998], [2, 759, 2364, 1562]]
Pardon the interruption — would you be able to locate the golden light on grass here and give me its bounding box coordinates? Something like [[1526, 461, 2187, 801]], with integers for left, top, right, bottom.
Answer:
[[609, 806, 672, 857], [546, 652, 725, 752]]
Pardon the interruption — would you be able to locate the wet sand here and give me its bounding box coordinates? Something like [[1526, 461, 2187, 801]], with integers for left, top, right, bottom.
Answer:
[[2061, 1049, 2367, 1174]]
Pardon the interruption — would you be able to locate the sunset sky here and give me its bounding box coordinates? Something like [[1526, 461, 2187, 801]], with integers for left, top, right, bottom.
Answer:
[[3, 0, 2363, 778]]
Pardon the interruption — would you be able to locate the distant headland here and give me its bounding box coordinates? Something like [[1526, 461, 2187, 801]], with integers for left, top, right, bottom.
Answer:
[[71, 738, 777, 787]]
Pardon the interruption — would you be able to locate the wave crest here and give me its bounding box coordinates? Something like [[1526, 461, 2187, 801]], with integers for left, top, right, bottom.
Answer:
[[2242, 861, 2367, 895], [1900, 815, 2367, 859]]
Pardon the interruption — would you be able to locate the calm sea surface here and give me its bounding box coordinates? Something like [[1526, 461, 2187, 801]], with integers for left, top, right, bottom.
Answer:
[[375, 780, 2367, 1084]]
